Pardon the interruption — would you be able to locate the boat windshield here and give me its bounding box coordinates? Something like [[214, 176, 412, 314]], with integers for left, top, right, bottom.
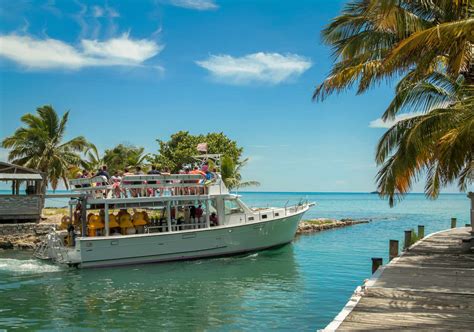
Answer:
[[224, 199, 244, 215]]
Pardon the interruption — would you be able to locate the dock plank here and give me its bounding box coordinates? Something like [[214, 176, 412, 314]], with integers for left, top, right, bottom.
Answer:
[[332, 228, 474, 331]]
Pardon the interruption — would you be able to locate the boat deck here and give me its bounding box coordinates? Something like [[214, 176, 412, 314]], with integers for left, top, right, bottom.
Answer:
[[330, 228, 474, 331]]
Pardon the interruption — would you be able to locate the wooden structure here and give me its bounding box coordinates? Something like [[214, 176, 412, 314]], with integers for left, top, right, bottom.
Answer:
[[325, 228, 474, 330], [0, 162, 45, 223]]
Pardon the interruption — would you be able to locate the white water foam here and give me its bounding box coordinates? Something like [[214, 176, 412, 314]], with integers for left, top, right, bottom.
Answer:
[[0, 258, 61, 274]]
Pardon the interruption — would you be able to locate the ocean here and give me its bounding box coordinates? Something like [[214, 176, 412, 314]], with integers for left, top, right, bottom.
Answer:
[[0, 192, 470, 330]]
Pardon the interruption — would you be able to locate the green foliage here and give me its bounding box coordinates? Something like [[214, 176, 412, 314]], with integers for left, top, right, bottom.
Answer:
[[221, 156, 260, 191], [81, 143, 103, 172], [315, 0, 474, 205], [153, 131, 243, 172], [376, 73, 473, 206], [1, 105, 89, 190], [103, 144, 148, 174]]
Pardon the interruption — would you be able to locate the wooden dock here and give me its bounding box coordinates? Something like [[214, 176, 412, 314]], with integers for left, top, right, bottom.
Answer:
[[325, 227, 474, 331]]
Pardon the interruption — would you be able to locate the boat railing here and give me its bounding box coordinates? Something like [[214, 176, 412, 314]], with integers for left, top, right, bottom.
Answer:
[[121, 174, 206, 189], [68, 174, 220, 199]]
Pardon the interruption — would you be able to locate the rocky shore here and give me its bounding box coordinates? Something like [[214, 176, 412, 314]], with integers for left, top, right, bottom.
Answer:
[[0, 213, 371, 250], [296, 218, 370, 235], [0, 222, 55, 250]]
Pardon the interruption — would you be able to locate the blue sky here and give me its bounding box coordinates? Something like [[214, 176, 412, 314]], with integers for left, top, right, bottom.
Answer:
[[0, 0, 459, 193]]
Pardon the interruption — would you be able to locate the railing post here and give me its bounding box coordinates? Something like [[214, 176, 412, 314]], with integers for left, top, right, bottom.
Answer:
[[417, 225, 425, 239], [371, 257, 383, 274], [205, 199, 210, 228], [451, 217, 457, 229], [104, 204, 109, 237], [166, 201, 172, 232], [404, 230, 413, 249], [469, 192, 474, 234], [389, 240, 399, 261], [81, 196, 87, 237]]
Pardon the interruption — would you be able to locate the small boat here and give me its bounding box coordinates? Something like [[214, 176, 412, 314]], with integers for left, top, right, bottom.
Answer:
[[36, 155, 314, 268]]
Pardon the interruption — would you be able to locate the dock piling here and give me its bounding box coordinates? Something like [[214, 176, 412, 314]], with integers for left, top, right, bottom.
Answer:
[[371, 257, 383, 274], [404, 230, 413, 249], [451, 217, 457, 228], [417, 225, 425, 239], [389, 240, 398, 261]]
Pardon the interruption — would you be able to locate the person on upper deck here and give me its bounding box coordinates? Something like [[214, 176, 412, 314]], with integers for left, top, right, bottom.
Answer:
[[96, 165, 110, 180], [133, 166, 145, 197], [122, 168, 134, 198], [81, 170, 90, 188], [110, 171, 122, 197], [147, 165, 160, 196]]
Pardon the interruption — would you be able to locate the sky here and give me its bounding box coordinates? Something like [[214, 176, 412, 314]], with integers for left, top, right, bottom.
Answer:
[[0, 0, 461, 193]]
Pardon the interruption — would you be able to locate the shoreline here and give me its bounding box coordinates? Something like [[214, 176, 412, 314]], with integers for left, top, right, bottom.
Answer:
[[0, 211, 371, 250], [296, 218, 370, 235]]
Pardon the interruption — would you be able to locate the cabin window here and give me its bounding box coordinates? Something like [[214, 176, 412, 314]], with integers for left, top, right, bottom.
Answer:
[[224, 200, 244, 215], [275, 213, 279, 217], [248, 217, 254, 221], [261, 214, 267, 219]]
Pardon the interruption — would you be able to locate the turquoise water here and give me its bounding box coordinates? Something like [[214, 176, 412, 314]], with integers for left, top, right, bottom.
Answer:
[[0, 192, 470, 330]]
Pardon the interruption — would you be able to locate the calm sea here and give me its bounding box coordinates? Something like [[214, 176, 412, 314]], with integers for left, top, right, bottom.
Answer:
[[0, 192, 470, 330]]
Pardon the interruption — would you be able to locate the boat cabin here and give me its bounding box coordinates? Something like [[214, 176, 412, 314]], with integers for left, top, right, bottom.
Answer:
[[0, 162, 45, 223], [66, 172, 291, 239]]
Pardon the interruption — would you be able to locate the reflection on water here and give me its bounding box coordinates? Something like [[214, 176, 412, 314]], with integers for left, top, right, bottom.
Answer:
[[0, 247, 300, 330]]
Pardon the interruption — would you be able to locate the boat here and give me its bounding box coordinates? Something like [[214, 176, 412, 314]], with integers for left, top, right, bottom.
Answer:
[[35, 155, 314, 268]]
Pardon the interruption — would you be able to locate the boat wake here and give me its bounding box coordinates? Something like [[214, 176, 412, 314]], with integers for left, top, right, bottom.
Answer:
[[0, 258, 62, 274]]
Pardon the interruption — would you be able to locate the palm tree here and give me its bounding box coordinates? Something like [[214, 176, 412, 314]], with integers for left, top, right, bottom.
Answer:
[[1, 105, 88, 190], [314, 0, 473, 203], [127, 147, 149, 170], [376, 72, 473, 205], [221, 156, 260, 191], [314, 0, 473, 101], [81, 143, 103, 172]]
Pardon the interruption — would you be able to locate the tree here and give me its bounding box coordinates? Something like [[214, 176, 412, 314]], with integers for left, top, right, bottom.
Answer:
[[314, 0, 473, 204], [81, 143, 103, 172], [376, 72, 473, 205], [221, 156, 260, 191], [1, 105, 88, 190], [314, 1, 473, 101], [153, 131, 243, 172], [103, 144, 148, 173]]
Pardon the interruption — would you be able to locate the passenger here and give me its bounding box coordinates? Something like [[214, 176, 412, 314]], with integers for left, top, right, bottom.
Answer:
[[210, 212, 218, 227], [192, 166, 206, 194], [81, 170, 90, 188], [110, 171, 122, 198], [189, 205, 196, 225], [96, 165, 110, 180], [195, 205, 203, 226], [122, 168, 134, 198], [147, 165, 160, 196], [160, 167, 171, 196]]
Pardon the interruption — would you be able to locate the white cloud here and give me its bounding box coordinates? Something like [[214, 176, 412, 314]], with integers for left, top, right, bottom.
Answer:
[[369, 113, 423, 129], [81, 35, 162, 63], [196, 52, 312, 84], [169, 0, 218, 10], [0, 34, 163, 69]]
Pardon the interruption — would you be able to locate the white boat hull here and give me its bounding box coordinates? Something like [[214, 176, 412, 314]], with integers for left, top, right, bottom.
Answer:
[[73, 208, 307, 268]]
